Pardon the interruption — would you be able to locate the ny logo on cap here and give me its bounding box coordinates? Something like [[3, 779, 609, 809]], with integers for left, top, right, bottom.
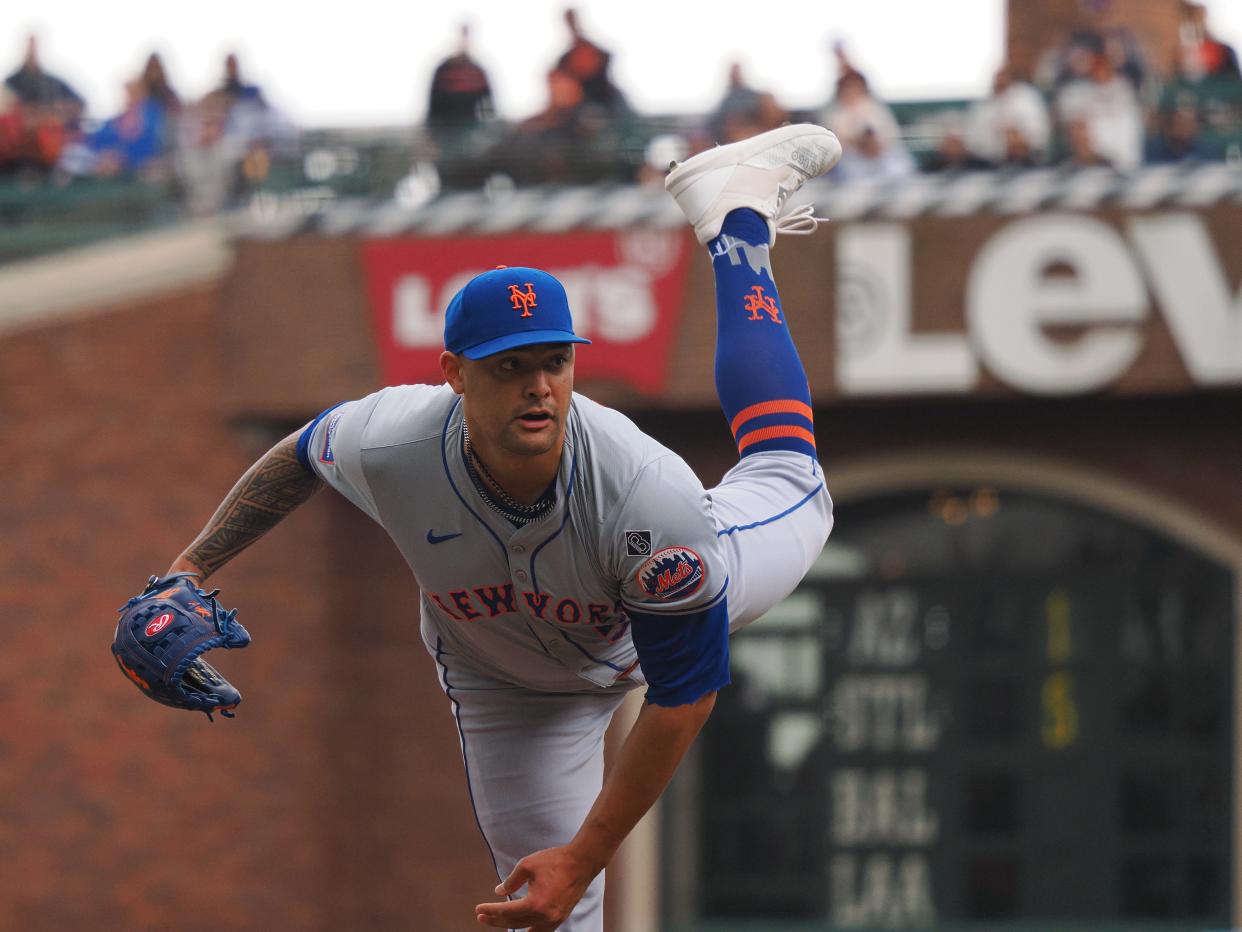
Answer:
[[508, 283, 537, 318]]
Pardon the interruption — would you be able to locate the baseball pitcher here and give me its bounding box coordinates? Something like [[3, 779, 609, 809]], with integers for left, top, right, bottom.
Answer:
[[113, 123, 842, 931]]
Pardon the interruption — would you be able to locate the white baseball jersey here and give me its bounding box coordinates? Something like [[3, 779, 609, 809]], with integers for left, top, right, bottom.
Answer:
[[301, 383, 729, 696], [299, 381, 832, 932]]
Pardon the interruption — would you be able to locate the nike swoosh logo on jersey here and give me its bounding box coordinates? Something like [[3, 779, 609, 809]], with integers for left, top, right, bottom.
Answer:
[[426, 530, 462, 545]]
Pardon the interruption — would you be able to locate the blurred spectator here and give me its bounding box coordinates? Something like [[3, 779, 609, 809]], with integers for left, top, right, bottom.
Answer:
[[214, 52, 263, 108], [819, 47, 902, 151], [965, 66, 1051, 164], [998, 125, 1041, 169], [425, 23, 495, 188], [57, 53, 180, 180], [4, 35, 83, 125], [1064, 116, 1114, 168], [1147, 105, 1212, 163], [1056, 49, 1143, 171], [173, 53, 296, 212], [820, 47, 914, 183], [60, 78, 169, 179], [709, 62, 760, 142], [208, 52, 295, 159], [1037, 29, 1103, 92], [708, 62, 789, 144], [509, 67, 591, 182], [4, 35, 84, 171], [835, 123, 916, 182], [751, 94, 789, 137], [427, 23, 494, 132], [0, 86, 23, 171], [1102, 27, 1149, 92], [139, 53, 180, 115], [1041, 26, 1149, 92], [503, 66, 622, 184], [175, 94, 241, 214], [519, 68, 588, 136], [1035, 0, 1151, 90], [556, 8, 628, 114], [1176, 1, 1240, 81], [924, 117, 993, 173]]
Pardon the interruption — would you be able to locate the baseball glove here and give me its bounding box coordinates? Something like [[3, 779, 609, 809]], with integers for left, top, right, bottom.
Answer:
[[111, 573, 251, 721]]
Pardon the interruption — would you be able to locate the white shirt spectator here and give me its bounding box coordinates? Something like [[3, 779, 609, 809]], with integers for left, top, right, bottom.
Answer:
[[819, 70, 903, 154], [1057, 71, 1143, 171], [966, 71, 1052, 163]]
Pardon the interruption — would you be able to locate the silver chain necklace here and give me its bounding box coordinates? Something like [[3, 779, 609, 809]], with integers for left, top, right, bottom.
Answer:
[[461, 421, 556, 524]]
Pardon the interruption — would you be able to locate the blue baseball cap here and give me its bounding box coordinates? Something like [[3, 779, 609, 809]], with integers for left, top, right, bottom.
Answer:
[[443, 266, 591, 359]]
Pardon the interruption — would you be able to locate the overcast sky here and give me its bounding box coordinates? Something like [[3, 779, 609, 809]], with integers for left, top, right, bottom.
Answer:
[[7, 1, 1242, 126]]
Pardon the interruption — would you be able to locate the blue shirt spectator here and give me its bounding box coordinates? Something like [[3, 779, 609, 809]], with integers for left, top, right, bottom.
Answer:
[[87, 83, 167, 174]]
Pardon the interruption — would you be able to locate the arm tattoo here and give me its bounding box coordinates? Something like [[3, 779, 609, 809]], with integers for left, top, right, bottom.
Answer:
[[181, 434, 323, 577]]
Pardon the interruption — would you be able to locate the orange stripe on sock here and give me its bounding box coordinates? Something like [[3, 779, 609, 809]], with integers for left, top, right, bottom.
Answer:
[[736, 425, 817, 453], [730, 400, 814, 438]]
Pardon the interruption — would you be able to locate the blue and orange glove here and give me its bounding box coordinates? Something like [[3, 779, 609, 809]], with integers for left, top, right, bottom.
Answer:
[[111, 573, 251, 721]]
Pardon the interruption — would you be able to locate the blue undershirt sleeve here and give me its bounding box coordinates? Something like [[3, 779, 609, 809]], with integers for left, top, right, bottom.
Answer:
[[628, 597, 731, 707]]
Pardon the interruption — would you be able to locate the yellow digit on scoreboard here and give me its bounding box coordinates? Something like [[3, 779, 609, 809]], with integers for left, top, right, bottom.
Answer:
[[1041, 672, 1079, 750], [1045, 589, 1072, 663]]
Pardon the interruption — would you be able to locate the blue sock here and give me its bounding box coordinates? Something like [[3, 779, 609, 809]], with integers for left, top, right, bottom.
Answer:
[[708, 208, 816, 459]]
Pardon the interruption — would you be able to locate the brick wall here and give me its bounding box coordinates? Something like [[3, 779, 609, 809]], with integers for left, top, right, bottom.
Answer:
[[0, 285, 493, 932]]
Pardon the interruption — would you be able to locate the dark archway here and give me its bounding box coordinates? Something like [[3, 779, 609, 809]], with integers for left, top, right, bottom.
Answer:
[[668, 484, 1236, 930]]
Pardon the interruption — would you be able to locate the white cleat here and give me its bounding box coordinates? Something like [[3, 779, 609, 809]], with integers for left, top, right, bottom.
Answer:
[[665, 123, 842, 246]]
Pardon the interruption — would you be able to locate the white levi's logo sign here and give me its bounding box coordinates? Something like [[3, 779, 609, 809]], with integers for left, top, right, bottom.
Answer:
[[836, 213, 1242, 396]]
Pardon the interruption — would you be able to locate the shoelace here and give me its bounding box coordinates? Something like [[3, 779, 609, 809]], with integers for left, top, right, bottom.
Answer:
[[774, 203, 825, 236], [773, 182, 827, 237]]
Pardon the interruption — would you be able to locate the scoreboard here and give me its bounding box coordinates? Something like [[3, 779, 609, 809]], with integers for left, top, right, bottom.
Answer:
[[687, 489, 1235, 928]]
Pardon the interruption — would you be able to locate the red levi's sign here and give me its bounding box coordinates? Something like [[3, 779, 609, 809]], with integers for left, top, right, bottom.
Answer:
[[360, 231, 691, 395]]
